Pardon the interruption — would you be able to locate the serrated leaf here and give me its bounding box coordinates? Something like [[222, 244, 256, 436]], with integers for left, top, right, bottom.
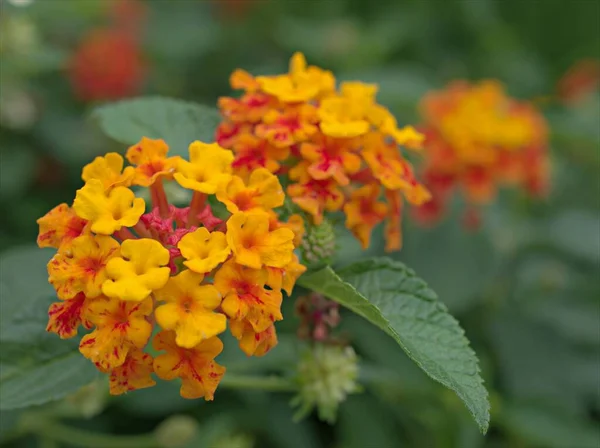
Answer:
[[0, 246, 99, 410], [92, 97, 221, 156], [298, 257, 490, 433]]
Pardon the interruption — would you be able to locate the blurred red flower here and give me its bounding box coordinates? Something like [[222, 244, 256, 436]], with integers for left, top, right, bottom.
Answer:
[[557, 59, 600, 105], [68, 29, 145, 102]]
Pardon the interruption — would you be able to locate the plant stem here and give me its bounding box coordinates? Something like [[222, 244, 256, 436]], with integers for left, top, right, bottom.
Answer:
[[187, 191, 206, 227], [150, 180, 170, 218], [219, 373, 297, 392], [26, 419, 159, 448]]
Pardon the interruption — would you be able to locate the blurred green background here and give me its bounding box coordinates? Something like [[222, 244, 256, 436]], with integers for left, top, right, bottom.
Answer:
[[1, 0, 599, 447]]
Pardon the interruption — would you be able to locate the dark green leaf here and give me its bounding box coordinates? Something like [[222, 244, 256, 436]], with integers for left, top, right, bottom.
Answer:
[[0, 246, 99, 410], [92, 97, 222, 156], [298, 257, 490, 433]]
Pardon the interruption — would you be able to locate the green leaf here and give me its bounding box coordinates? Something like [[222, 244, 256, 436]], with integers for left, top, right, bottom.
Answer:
[[297, 257, 490, 433], [92, 97, 222, 156], [0, 246, 99, 411], [499, 401, 600, 448]]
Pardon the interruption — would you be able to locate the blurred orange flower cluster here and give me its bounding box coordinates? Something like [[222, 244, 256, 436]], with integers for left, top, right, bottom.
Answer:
[[37, 138, 304, 400], [216, 53, 430, 251], [416, 80, 549, 226]]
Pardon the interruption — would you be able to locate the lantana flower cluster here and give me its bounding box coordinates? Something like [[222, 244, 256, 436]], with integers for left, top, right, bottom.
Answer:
[[37, 138, 305, 400], [216, 52, 430, 251], [416, 80, 549, 225]]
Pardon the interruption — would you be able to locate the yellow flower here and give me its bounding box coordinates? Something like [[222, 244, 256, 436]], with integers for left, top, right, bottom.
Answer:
[[216, 168, 284, 213], [318, 96, 371, 138], [79, 297, 153, 370], [257, 52, 335, 103], [37, 203, 88, 251], [388, 125, 424, 150], [102, 239, 171, 302], [48, 235, 120, 300], [126, 137, 178, 187], [214, 260, 283, 332], [73, 179, 145, 235], [81, 152, 134, 190], [226, 212, 295, 269], [153, 330, 226, 400], [174, 141, 234, 194], [154, 269, 226, 348], [177, 228, 231, 274]]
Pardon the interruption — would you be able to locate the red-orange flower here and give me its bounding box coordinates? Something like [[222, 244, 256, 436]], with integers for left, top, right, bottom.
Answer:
[[108, 350, 156, 395], [153, 330, 225, 401], [79, 297, 153, 370], [37, 204, 88, 251], [343, 184, 388, 249], [46, 293, 93, 339], [229, 319, 278, 357]]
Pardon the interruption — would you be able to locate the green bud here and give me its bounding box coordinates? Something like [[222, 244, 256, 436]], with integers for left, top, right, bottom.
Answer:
[[63, 380, 108, 419], [155, 415, 199, 448], [292, 344, 360, 424], [301, 219, 336, 267]]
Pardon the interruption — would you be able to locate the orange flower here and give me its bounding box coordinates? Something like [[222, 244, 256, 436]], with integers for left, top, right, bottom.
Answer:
[[300, 135, 361, 185], [218, 92, 275, 124], [285, 214, 306, 247], [214, 260, 283, 332], [79, 297, 153, 370], [153, 330, 225, 400], [126, 138, 178, 187], [230, 133, 289, 174], [418, 80, 548, 225], [255, 104, 318, 148], [226, 212, 295, 269], [229, 319, 278, 357], [266, 253, 306, 296], [48, 235, 120, 300], [362, 133, 409, 191], [216, 168, 284, 213], [287, 179, 344, 225], [108, 350, 156, 396], [37, 204, 88, 251], [217, 53, 429, 250], [383, 189, 403, 252], [230, 68, 260, 92], [46, 293, 93, 339], [343, 184, 388, 249]]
